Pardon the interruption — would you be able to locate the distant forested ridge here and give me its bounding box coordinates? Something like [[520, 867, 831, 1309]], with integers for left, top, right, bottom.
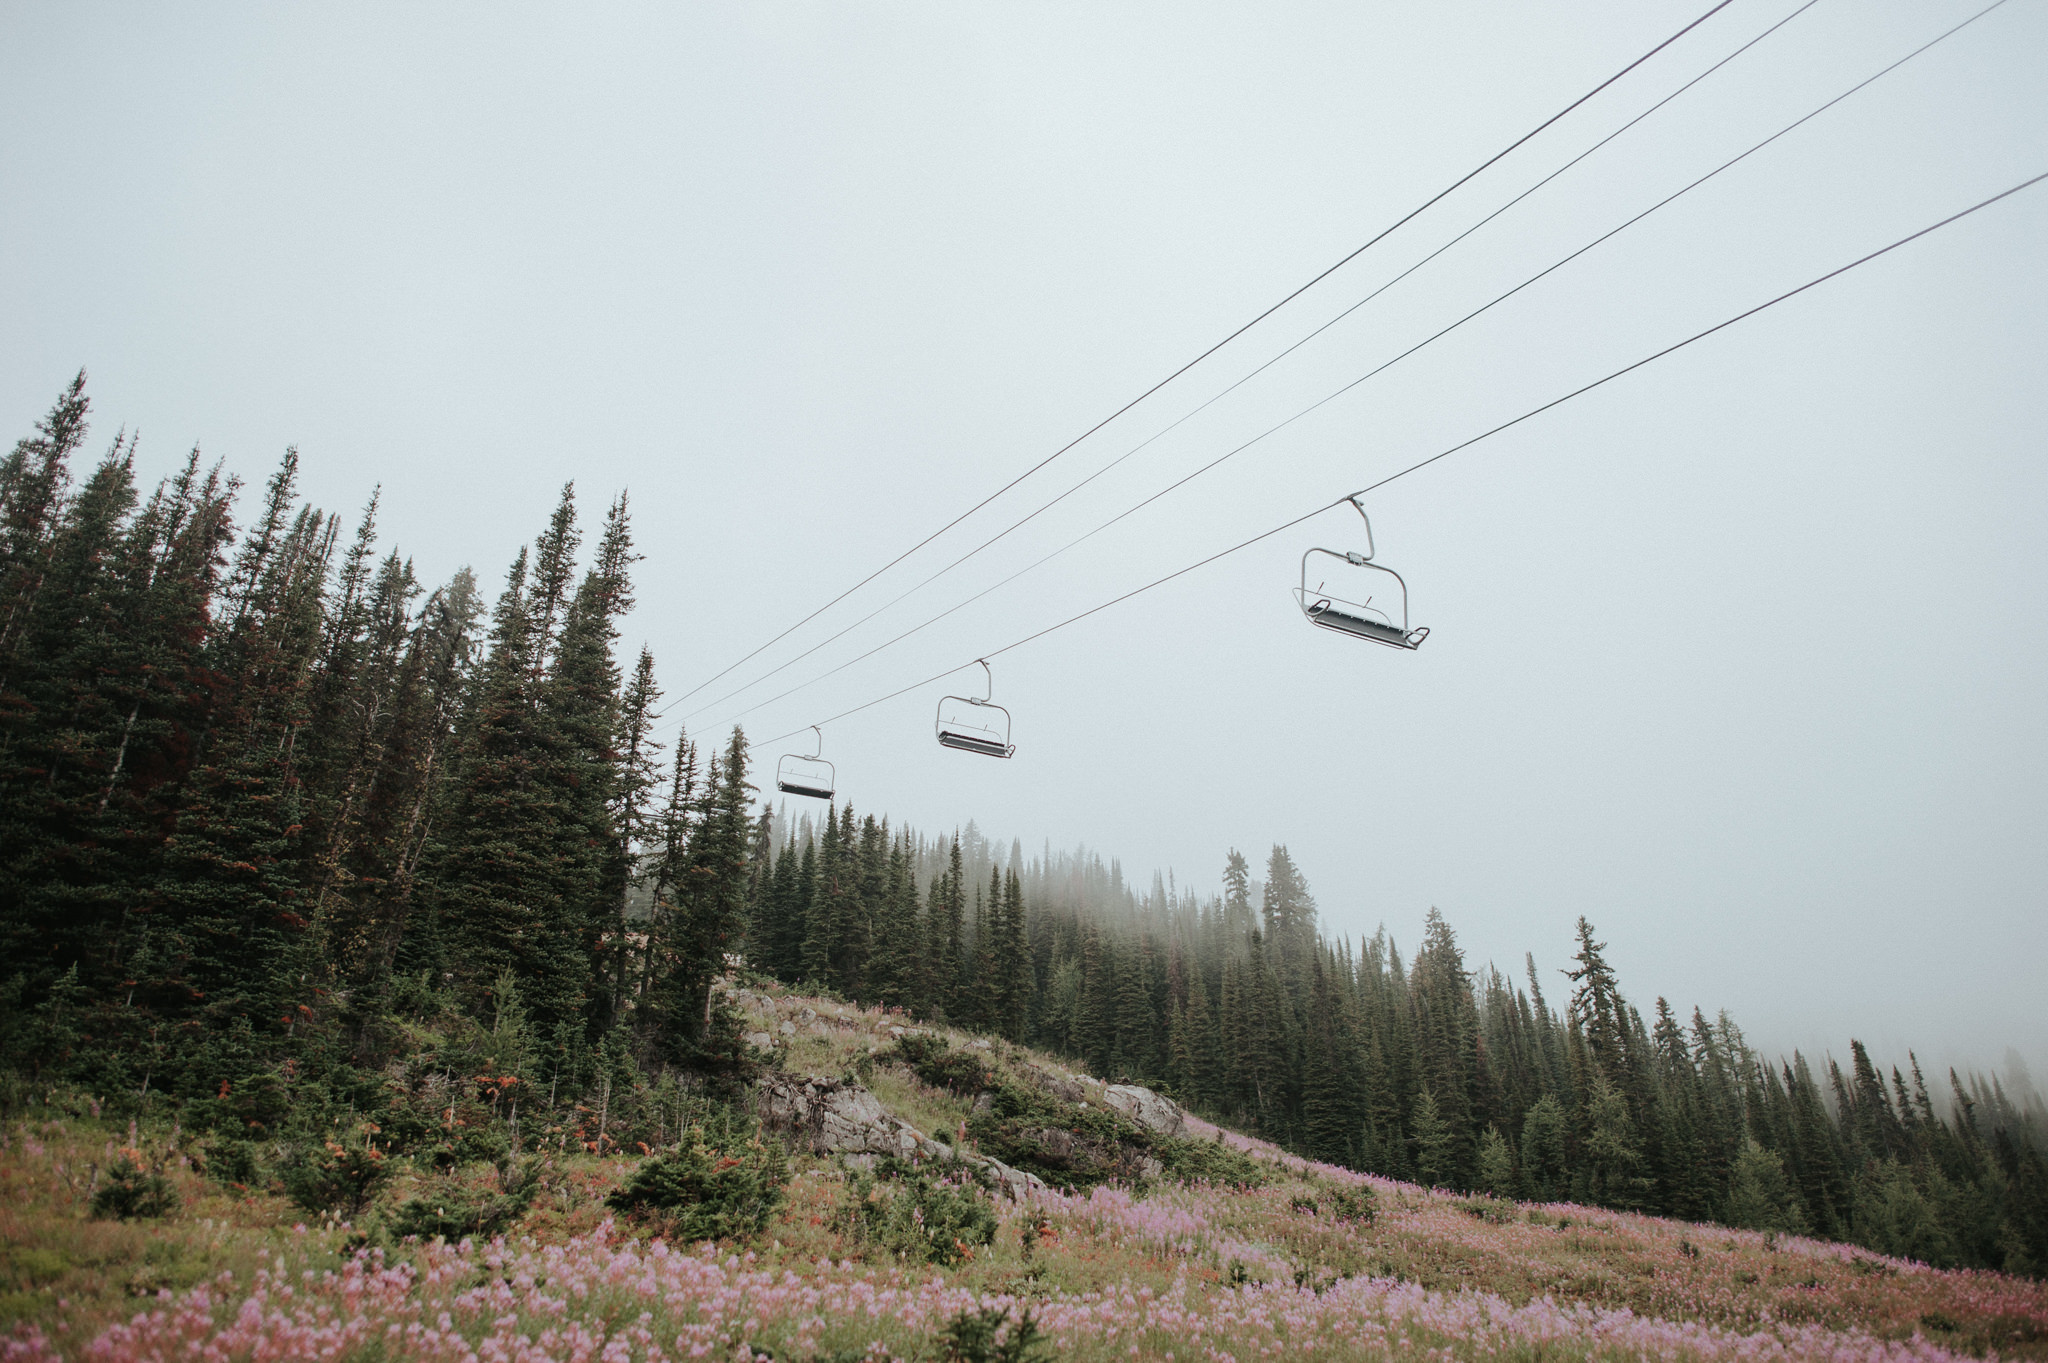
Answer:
[[2, 377, 2044, 1277]]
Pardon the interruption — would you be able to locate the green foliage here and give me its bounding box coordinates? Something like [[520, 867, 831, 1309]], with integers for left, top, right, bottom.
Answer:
[[1477, 1124, 1516, 1199], [836, 1160, 998, 1267], [1519, 1094, 1570, 1202], [285, 1135, 392, 1217], [965, 1080, 1153, 1191], [888, 1034, 995, 1097], [1457, 1195, 1517, 1225], [1323, 1181, 1377, 1223], [90, 1151, 177, 1220], [605, 1123, 787, 1242], [387, 1161, 540, 1242], [1725, 1139, 1810, 1236], [939, 1303, 1049, 1363], [1151, 1131, 1271, 1188], [1409, 1088, 1456, 1188], [200, 1138, 264, 1188]]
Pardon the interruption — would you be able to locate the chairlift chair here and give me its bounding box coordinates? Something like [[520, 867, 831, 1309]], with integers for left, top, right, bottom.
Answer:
[[776, 727, 836, 799], [935, 660, 1015, 758], [1295, 498, 1430, 650]]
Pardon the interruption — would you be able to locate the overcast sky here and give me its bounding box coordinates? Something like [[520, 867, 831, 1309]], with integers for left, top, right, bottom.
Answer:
[[4, 0, 2043, 1085]]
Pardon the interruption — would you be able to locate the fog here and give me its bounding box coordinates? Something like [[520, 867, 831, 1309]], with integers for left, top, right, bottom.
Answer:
[[3, 1, 2043, 1080]]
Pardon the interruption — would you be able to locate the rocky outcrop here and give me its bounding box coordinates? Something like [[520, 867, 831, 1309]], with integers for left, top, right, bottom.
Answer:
[[751, 1073, 1045, 1201], [754, 1075, 922, 1159], [1103, 1083, 1187, 1137]]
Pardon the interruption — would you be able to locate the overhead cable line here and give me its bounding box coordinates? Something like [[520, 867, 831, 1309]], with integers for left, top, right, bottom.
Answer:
[[663, 0, 1739, 712], [675, 0, 1825, 729], [756, 168, 2048, 750], [703, 0, 2006, 733]]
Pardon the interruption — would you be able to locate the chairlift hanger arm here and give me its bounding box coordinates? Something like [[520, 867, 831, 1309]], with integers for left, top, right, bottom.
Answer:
[[1346, 497, 1376, 560]]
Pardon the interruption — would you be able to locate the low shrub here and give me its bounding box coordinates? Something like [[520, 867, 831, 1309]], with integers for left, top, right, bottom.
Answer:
[[886, 1035, 995, 1097], [605, 1123, 786, 1242], [940, 1302, 1049, 1362], [90, 1150, 176, 1220], [1153, 1132, 1271, 1188], [837, 1160, 999, 1266], [1287, 1179, 1375, 1225], [1457, 1194, 1514, 1224], [387, 1160, 540, 1242], [284, 1135, 391, 1217], [1325, 1182, 1376, 1224], [201, 1137, 264, 1188]]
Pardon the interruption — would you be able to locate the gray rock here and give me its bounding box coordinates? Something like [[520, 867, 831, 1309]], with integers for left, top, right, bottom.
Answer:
[[1103, 1084, 1187, 1137], [778, 1020, 796, 1036], [745, 1031, 775, 1049], [984, 1156, 1046, 1201], [752, 1073, 1045, 1200], [1018, 1064, 1086, 1105]]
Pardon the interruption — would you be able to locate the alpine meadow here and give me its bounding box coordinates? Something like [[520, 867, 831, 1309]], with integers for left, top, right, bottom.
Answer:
[[0, 379, 2044, 1362]]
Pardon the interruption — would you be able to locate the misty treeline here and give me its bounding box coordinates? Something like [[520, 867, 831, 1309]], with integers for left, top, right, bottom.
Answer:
[[748, 813, 2048, 1276], [0, 377, 2042, 1278]]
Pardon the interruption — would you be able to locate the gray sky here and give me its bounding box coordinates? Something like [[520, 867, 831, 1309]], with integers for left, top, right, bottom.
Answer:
[[4, 0, 2043, 1082]]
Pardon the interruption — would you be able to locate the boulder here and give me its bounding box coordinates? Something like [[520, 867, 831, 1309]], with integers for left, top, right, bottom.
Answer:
[[1017, 1063, 1086, 1105], [755, 1075, 924, 1159], [984, 1156, 1044, 1201], [752, 1073, 1046, 1199], [1104, 1084, 1187, 1137], [744, 1031, 775, 1049]]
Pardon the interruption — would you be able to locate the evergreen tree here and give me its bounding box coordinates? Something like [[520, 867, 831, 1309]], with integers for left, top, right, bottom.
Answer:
[[1520, 1094, 1570, 1201], [1411, 1088, 1456, 1188]]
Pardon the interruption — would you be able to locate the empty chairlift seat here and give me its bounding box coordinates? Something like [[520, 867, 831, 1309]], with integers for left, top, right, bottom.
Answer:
[[776, 728, 836, 799], [1294, 500, 1429, 651], [935, 660, 1015, 758]]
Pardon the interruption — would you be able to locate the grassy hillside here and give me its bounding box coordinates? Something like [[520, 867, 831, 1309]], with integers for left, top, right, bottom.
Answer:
[[3, 982, 2044, 1362]]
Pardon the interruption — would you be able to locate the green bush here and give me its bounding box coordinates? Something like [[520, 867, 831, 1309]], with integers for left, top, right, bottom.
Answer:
[[940, 1303, 1049, 1362], [201, 1138, 264, 1188], [1456, 1194, 1513, 1224], [1152, 1131, 1271, 1188], [1325, 1182, 1377, 1224], [91, 1151, 177, 1220], [962, 1077, 1157, 1191], [387, 1161, 538, 1242], [606, 1124, 786, 1242], [285, 1136, 392, 1217], [886, 1035, 995, 1097], [837, 1161, 999, 1266]]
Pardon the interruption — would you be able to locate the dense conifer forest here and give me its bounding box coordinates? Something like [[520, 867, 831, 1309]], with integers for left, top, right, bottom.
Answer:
[[2, 377, 2044, 1278]]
